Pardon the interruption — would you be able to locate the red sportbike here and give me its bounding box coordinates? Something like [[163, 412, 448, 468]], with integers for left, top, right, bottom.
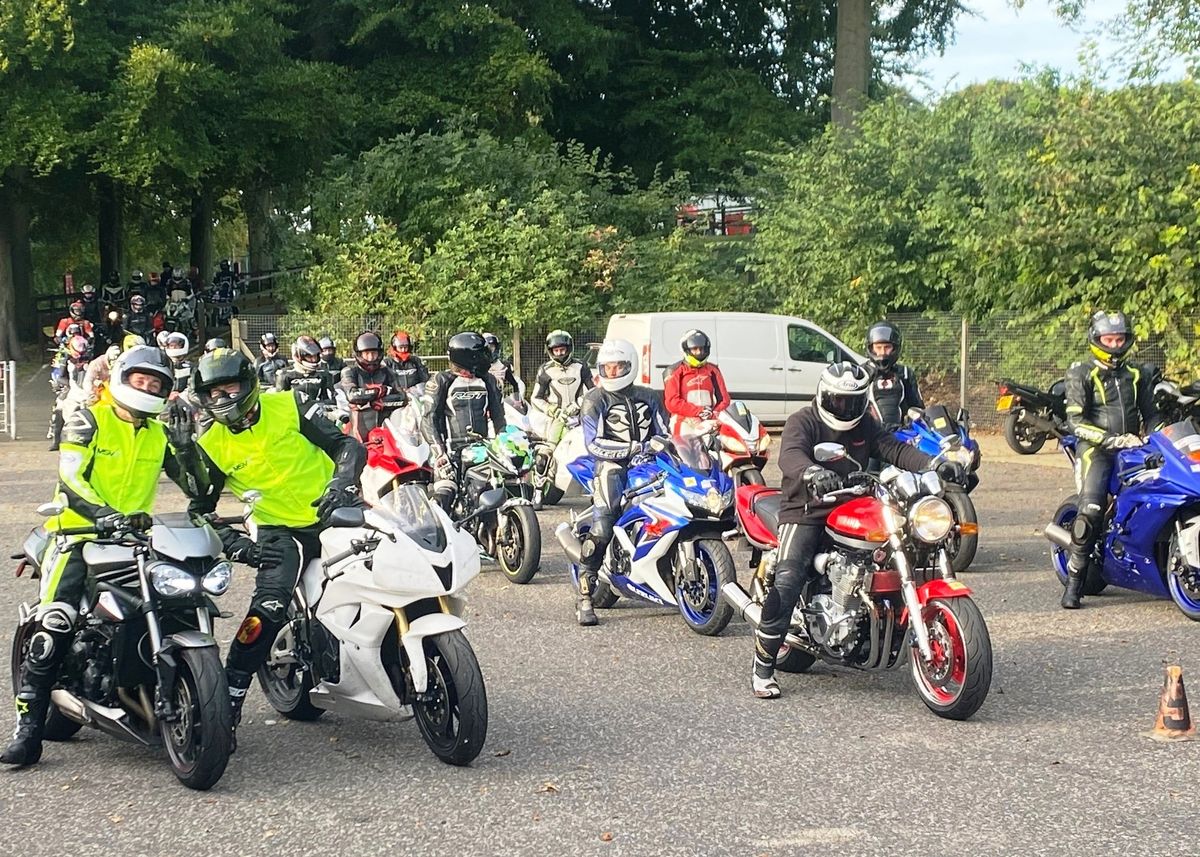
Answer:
[[723, 442, 993, 720], [359, 404, 433, 510], [673, 400, 771, 486]]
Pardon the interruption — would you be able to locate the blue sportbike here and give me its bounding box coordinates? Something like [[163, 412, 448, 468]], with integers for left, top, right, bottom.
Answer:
[[893, 405, 980, 573], [553, 436, 738, 635], [1045, 421, 1200, 619]]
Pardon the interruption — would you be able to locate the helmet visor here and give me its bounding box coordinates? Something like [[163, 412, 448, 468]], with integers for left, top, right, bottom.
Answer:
[[820, 390, 868, 422], [599, 360, 632, 381], [198, 379, 249, 408]]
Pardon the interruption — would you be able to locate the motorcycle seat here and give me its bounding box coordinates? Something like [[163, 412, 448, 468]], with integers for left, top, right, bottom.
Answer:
[[750, 491, 781, 536]]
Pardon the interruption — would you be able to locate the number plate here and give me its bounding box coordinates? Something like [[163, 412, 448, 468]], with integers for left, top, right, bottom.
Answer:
[[995, 394, 1014, 412]]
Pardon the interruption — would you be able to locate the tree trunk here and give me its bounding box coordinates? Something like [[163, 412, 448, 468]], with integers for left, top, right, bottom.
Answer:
[[190, 190, 214, 287], [832, 0, 872, 129], [0, 181, 21, 360], [8, 167, 36, 342], [245, 186, 274, 280], [97, 175, 124, 283]]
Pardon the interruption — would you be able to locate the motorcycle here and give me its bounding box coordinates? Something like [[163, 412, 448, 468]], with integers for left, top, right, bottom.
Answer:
[[995, 378, 1069, 454], [254, 488, 495, 765], [554, 435, 739, 635], [893, 405, 980, 573], [361, 407, 434, 509], [445, 427, 542, 584], [10, 507, 235, 788], [672, 400, 771, 486], [522, 404, 587, 507], [723, 442, 993, 719], [1153, 376, 1200, 426], [1045, 421, 1200, 620]]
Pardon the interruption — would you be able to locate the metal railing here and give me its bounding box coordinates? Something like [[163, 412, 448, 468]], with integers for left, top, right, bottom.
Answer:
[[0, 361, 16, 440]]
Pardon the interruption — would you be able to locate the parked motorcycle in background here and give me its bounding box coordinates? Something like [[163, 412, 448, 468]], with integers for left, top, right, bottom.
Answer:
[[725, 443, 993, 720], [995, 378, 1069, 454], [672, 400, 771, 486]]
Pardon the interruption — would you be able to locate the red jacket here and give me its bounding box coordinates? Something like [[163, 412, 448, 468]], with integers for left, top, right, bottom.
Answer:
[[663, 361, 731, 418]]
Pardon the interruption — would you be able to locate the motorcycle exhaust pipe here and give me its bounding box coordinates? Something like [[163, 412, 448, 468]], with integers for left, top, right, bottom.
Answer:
[[554, 522, 584, 564], [720, 582, 762, 627], [1019, 412, 1065, 435], [1043, 523, 1073, 549]]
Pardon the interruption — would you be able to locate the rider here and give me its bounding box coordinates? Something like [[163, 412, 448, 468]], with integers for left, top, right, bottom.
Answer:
[[187, 348, 366, 749], [752, 361, 963, 699], [2, 347, 197, 767], [383, 330, 431, 391], [1060, 311, 1163, 610], [276, 335, 337, 405], [530, 329, 594, 420], [48, 335, 92, 451], [79, 283, 103, 326], [339, 332, 404, 442], [482, 332, 525, 399], [318, 336, 345, 376], [662, 329, 731, 433], [55, 301, 94, 344], [163, 332, 192, 394], [145, 264, 169, 313], [864, 321, 924, 430], [255, 332, 288, 387], [574, 339, 669, 627], [83, 344, 123, 404], [203, 337, 226, 355], [125, 294, 155, 339], [424, 332, 506, 513]]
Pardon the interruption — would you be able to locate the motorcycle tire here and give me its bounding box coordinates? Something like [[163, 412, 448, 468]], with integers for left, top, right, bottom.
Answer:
[[257, 618, 324, 721], [944, 486, 979, 573], [161, 646, 232, 791], [910, 595, 992, 721], [497, 505, 541, 584], [412, 630, 488, 767], [676, 539, 736, 636], [1166, 532, 1200, 621], [9, 619, 82, 741], [737, 467, 766, 487], [1003, 411, 1047, 455], [1050, 495, 1107, 596]]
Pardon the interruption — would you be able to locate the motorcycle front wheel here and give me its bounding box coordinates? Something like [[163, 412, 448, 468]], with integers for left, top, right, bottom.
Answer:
[[497, 505, 541, 584], [161, 646, 232, 790], [909, 596, 993, 721], [1003, 411, 1047, 455], [1166, 532, 1200, 621], [944, 487, 979, 573], [675, 538, 736, 636], [412, 631, 488, 766]]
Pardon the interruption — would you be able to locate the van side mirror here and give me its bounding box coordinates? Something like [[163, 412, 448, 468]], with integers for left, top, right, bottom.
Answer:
[[813, 442, 846, 463]]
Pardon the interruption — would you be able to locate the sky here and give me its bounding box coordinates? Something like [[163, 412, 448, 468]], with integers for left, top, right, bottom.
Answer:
[[903, 0, 1141, 95]]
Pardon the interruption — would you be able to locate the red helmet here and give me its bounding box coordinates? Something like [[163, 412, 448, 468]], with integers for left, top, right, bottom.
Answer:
[[389, 330, 415, 361], [69, 301, 84, 319], [66, 335, 90, 361]]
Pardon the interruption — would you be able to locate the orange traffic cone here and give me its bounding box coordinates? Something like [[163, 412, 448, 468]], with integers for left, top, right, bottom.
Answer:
[[1144, 663, 1196, 742]]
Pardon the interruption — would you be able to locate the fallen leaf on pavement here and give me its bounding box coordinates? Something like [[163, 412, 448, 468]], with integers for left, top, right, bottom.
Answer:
[[537, 781, 560, 793]]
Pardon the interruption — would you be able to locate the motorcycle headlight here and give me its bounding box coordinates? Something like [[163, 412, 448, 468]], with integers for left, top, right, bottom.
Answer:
[[909, 496, 954, 543], [759, 431, 771, 451], [202, 560, 234, 595], [721, 434, 749, 454], [150, 562, 198, 597]]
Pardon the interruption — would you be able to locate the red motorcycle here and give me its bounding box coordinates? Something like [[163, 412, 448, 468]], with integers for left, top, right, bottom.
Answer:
[[672, 399, 771, 486], [359, 405, 433, 509], [723, 442, 993, 720]]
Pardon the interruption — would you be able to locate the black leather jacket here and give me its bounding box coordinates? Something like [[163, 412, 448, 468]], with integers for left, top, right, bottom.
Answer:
[[383, 354, 431, 391], [276, 367, 336, 405], [868, 363, 924, 429], [339, 363, 402, 406], [580, 384, 668, 463], [255, 355, 288, 387], [1065, 359, 1163, 446], [424, 370, 504, 454]]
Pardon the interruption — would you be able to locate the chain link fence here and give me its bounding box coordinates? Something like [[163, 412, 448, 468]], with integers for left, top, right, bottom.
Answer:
[[232, 310, 1200, 432]]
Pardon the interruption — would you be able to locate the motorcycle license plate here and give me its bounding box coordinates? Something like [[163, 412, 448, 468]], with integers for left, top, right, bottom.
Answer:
[[995, 394, 1014, 412]]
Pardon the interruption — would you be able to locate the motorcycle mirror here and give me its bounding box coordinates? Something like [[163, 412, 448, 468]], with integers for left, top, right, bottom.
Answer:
[[813, 442, 847, 463], [906, 407, 924, 423], [328, 506, 366, 528], [648, 436, 669, 454], [37, 502, 65, 518], [478, 488, 506, 513]]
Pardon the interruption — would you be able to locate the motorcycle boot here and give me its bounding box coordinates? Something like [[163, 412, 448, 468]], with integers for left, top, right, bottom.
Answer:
[[1, 682, 50, 766], [575, 540, 601, 627], [2, 609, 74, 766], [225, 668, 253, 754], [1061, 557, 1086, 609], [752, 631, 783, 699]]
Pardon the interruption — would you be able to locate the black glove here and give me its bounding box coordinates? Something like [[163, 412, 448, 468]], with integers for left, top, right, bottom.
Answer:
[[936, 460, 969, 487], [312, 482, 363, 521], [95, 511, 152, 535], [803, 465, 842, 499], [227, 537, 286, 569], [165, 403, 194, 451]]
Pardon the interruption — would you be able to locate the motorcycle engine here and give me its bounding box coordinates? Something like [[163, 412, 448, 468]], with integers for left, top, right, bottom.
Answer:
[[809, 551, 869, 649], [71, 628, 115, 704]]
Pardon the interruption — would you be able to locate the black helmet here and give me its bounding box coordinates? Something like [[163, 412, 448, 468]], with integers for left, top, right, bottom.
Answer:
[[546, 329, 573, 365], [866, 321, 902, 369], [482, 332, 501, 360], [203, 337, 226, 354], [681, 329, 711, 367], [219, 260, 231, 272], [191, 348, 261, 427], [318, 335, 336, 357], [354, 331, 384, 371], [448, 332, 491, 376], [1088, 310, 1134, 368], [293, 335, 322, 373], [260, 332, 279, 355]]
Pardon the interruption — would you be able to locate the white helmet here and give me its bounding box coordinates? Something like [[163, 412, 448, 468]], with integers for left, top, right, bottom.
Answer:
[[814, 361, 872, 431], [109, 345, 173, 418], [164, 331, 189, 359], [156, 330, 171, 348], [595, 338, 638, 392]]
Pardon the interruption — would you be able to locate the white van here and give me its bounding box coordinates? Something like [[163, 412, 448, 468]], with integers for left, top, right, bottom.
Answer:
[[603, 312, 862, 422]]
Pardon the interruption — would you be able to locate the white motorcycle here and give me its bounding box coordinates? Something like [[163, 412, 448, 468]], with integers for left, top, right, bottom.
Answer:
[[253, 485, 498, 765], [505, 399, 586, 507]]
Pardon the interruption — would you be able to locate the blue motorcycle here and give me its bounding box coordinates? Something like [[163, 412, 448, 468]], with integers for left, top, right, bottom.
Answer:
[[1044, 423, 1200, 619], [553, 436, 738, 635], [893, 405, 980, 573]]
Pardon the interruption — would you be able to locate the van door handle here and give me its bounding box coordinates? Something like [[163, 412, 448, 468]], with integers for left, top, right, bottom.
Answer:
[[787, 368, 803, 372], [769, 365, 783, 371]]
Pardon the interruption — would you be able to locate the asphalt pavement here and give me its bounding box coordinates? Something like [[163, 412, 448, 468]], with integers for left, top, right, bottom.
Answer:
[[0, 385, 1196, 857]]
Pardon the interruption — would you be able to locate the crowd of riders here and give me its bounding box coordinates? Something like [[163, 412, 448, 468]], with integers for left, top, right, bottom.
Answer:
[[5, 307, 1156, 768]]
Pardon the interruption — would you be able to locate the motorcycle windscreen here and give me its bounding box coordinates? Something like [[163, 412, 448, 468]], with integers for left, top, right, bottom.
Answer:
[[372, 484, 446, 552]]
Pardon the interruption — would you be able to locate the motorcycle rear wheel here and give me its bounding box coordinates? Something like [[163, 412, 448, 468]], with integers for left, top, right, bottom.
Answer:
[[412, 631, 488, 766], [161, 646, 232, 791], [1003, 411, 1047, 455], [910, 596, 992, 721], [737, 467, 766, 486], [497, 505, 541, 584], [258, 616, 324, 721], [9, 619, 82, 741], [773, 642, 816, 674]]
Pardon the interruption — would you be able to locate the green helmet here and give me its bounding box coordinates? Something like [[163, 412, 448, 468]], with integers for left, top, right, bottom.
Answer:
[[191, 348, 261, 427]]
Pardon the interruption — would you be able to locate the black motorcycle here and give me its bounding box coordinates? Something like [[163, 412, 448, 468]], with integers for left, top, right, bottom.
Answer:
[[995, 378, 1068, 454], [10, 507, 234, 789]]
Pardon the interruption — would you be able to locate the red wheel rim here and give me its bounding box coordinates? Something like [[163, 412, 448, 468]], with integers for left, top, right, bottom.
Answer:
[[913, 600, 967, 705]]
